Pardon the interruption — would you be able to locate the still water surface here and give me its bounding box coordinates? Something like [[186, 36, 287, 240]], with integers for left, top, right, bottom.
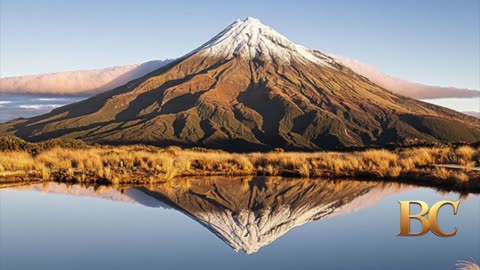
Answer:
[[1, 177, 479, 270]]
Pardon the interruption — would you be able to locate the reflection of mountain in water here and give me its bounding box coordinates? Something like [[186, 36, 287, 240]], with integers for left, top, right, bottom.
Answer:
[[2, 178, 408, 254], [137, 178, 409, 253]]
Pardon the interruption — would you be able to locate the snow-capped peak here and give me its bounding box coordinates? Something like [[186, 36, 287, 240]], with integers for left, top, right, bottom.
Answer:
[[191, 17, 333, 66]]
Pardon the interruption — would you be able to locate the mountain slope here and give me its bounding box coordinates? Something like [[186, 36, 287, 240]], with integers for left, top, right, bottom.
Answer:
[[1, 17, 479, 150]]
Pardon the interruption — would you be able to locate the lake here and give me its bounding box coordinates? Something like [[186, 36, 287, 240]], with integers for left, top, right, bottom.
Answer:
[[0, 177, 479, 270]]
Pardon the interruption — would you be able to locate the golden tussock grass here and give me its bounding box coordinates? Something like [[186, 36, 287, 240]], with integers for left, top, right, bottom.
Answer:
[[456, 146, 477, 165], [432, 168, 470, 182], [0, 144, 478, 186]]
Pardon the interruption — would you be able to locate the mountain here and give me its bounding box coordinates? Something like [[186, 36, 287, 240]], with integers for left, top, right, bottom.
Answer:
[[0, 60, 172, 95], [1, 17, 479, 150]]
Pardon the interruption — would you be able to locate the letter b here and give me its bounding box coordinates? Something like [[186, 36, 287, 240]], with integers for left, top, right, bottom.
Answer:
[[398, 201, 430, 236]]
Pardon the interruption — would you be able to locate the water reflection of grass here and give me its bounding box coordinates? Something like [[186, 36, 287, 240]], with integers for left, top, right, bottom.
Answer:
[[0, 136, 479, 191]]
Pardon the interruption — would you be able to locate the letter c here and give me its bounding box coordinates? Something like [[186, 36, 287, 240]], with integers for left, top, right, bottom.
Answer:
[[428, 200, 460, 237]]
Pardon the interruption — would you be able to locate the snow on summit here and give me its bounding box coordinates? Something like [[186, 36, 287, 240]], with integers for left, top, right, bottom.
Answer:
[[191, 17, 334, 66]]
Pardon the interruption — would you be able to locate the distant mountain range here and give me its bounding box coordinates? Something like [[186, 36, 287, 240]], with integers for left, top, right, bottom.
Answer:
[[1, 17, 479, 150]]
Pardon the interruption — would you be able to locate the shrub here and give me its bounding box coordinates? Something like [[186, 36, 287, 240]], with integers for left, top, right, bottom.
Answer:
[[43, 138, 90, 150], [0, 135, 40, 153], [0, 135, 90, 154]]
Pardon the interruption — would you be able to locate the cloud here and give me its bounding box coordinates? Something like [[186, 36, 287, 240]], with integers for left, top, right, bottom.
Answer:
[[329, 54, 480, 99], [0, 59, 173, 95], [38, 98, 65, 101], [463, 111, 480, 118], [18, 104, 63, 109]]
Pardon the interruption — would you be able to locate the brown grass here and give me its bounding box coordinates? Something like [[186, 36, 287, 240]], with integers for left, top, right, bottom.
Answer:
[[0, 144, 478, 187], [456, 146, 477, 165]]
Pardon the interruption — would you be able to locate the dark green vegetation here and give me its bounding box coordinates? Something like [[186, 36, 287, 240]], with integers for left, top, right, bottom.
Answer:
[[0, 135, 90, 154]]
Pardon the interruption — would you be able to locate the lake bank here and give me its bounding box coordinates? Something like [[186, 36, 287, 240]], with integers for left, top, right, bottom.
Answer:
[[0, 137, 479, 192]]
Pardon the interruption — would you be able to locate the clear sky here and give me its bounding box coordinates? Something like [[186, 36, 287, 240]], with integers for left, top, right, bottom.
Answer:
[[1, 0, 479, 90]]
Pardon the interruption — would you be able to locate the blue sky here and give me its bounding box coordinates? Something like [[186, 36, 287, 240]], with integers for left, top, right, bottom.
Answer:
[[1, 0, 479, 89]]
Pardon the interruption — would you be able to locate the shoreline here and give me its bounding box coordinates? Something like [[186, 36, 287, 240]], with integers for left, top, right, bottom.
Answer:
[[1, 139, 479, 193], [2, 171, 479, 193], [1, 172, 478, 194]]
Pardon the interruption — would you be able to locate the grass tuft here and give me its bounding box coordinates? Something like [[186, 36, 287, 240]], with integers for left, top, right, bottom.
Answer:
[[456, 260, 480, 270]]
